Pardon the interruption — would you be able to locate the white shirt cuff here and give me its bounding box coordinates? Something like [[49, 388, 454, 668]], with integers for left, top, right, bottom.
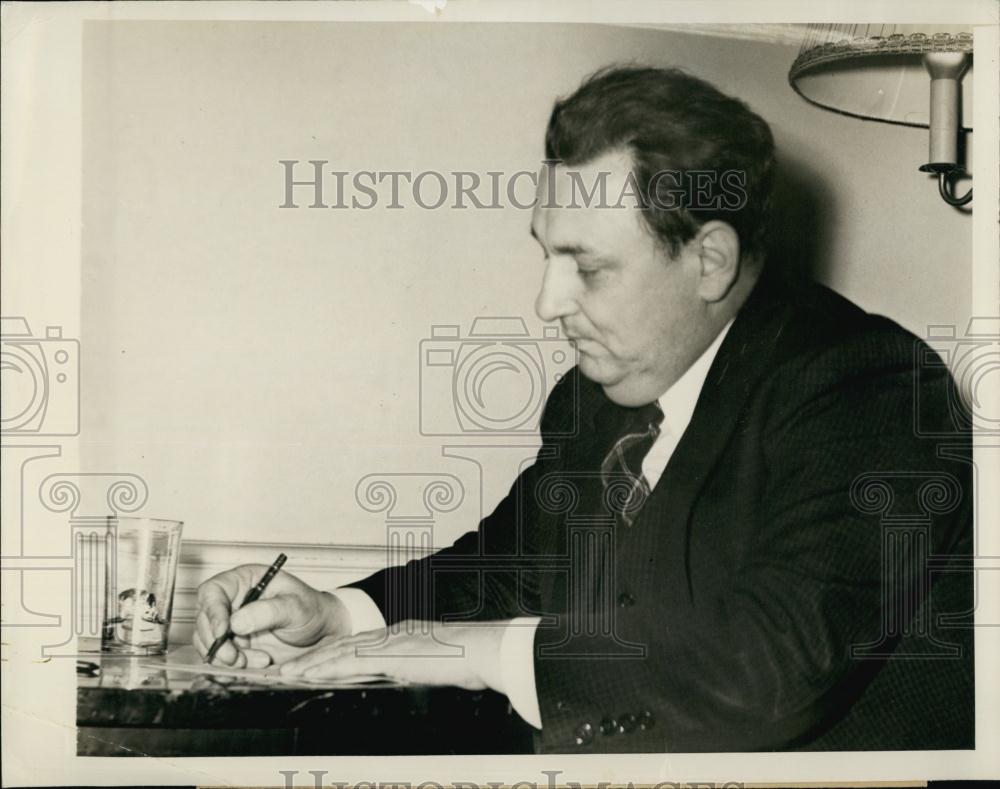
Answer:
[[330, 587, 387, 635], [500, 616, 543, 729]]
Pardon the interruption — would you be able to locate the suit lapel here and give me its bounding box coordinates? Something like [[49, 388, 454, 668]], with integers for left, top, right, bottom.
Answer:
[[537, 276, 792, 612], [640, 276, 792, 596]]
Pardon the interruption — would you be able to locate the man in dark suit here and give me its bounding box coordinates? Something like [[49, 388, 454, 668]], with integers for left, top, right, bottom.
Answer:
[[194, 67, 973, 752]]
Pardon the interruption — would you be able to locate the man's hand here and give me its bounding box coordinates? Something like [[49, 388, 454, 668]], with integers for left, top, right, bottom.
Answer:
[[278, 620, 508, 693], [194, 564, 351, 667]]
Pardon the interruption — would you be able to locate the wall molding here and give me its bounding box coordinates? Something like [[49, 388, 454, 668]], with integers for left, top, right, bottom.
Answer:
[[178, 538, 396, 574]]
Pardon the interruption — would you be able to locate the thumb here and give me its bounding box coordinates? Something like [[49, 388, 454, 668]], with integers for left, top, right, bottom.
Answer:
[[230, 595, 301, 636]]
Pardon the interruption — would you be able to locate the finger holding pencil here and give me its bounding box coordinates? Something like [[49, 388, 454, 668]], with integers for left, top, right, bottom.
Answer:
[[204, 553, 287, 663], [193, 554, 355, 668]]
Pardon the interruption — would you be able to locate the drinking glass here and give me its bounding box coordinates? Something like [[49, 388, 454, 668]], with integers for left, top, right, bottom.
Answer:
[[101, 516, 183, 655]]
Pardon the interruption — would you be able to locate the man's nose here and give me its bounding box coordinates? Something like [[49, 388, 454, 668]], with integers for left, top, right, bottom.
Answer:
[[535, 258, 577, 323]]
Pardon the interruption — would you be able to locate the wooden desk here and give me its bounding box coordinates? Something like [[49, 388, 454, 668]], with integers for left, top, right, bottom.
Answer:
[[77, 646, 535, 756]]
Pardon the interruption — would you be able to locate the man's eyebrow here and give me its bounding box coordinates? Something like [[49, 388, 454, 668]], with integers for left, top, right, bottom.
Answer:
[[555, 244, 594, 256], [528, 226, 595, 257]]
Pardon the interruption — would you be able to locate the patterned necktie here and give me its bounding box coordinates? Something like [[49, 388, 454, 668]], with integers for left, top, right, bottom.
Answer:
[[599, 400, 664, 526]]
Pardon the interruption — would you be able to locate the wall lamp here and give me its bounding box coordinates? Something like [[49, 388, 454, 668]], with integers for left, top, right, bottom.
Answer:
[[789, 25, 974, 208]]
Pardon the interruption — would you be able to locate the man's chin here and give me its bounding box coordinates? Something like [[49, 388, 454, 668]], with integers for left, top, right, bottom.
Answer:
[[578, 359, 657, 406], [577, 355, 624, 387]]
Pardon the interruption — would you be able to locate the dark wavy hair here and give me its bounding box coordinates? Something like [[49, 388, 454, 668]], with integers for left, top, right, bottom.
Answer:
[[545, 65, 775, 262]]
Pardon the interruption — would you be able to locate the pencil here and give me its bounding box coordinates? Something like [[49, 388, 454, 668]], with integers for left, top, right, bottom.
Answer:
[[205, 552, 288, 664]]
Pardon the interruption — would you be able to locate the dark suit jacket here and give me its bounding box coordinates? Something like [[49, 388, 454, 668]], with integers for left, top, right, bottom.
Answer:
[[347, 273, 974, 752]]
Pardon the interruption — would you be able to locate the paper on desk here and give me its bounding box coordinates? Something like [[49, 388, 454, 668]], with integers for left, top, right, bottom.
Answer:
[[140, 644, 393, 686]]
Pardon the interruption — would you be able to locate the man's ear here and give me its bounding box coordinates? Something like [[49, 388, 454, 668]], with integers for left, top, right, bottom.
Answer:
[[693, 221, 741, 303]]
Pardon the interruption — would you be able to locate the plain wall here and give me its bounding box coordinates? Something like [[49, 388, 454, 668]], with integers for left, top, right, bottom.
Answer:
[[81, 21, 973, 547]]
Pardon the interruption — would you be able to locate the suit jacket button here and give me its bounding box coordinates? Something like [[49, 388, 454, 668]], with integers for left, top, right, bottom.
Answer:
[[617, 713, 638, 733], [574, 722, 595, 746], [639, 710, 655, 730], [617, 592, 636, 608], [599, 717, 619, 736]]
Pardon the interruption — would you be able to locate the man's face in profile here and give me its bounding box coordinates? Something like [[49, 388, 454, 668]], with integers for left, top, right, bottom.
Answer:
[[530, 149, 706, 406]]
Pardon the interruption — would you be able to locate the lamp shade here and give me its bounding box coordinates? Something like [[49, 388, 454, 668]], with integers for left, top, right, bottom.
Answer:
[[789, 24, 974, 130]]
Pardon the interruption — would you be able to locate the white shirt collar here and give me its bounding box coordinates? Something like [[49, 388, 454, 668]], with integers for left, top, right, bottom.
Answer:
[[657, 318, 735, 440]]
